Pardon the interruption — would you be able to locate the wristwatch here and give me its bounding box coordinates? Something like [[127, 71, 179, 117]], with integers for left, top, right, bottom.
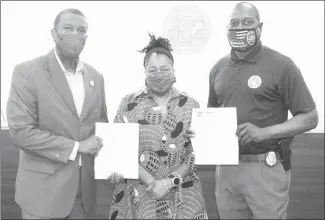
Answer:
[[168, 174, 180, 188]]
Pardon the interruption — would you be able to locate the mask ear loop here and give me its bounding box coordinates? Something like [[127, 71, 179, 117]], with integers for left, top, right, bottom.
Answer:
[[54, 29, 64, 40], [53, 29, 66, 54]]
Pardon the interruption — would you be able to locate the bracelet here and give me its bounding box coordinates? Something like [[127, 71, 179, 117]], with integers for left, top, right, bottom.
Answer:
[[163, 179, 171, 192]]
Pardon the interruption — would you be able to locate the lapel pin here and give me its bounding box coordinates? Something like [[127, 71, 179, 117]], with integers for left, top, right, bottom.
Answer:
[[89, 80, 94, 87]]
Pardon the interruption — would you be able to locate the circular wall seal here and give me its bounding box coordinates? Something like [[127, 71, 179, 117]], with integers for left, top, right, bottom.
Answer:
[[162, 4, 211, 54]]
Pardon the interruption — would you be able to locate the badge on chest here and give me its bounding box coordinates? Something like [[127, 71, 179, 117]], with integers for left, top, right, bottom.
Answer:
[[248, 75, 262, 89]]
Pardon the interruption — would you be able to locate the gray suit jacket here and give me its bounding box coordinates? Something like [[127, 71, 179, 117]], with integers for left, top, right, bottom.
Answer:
[[6, 50, 108, 218]]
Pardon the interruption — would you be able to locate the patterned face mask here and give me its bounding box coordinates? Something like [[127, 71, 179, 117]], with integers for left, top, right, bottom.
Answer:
[[227, 27, 258, 52], [145, 71, 176, 95]]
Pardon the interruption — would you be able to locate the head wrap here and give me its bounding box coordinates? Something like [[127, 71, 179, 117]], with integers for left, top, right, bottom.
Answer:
[[143, 47, 174, 67]]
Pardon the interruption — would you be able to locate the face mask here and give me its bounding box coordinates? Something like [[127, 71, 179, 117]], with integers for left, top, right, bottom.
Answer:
[[145, 72, 176, 95], [54, 30, 87, 59], [227, 27, 259, 52]]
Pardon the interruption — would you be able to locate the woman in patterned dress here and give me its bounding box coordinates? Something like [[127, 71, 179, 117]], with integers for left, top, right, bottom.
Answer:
[[109, 34, 208, 219]]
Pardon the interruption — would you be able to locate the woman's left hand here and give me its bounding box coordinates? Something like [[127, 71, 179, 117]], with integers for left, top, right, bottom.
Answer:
[[107, 172, 124, 183], [146, 179, 173, 200]]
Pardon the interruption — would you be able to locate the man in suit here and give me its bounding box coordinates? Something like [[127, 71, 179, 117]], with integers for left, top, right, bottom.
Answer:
[[6, 8, 108, 219]]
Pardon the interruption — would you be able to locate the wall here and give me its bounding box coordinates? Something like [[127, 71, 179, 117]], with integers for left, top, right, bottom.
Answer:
[[1, 1, 324, 132]]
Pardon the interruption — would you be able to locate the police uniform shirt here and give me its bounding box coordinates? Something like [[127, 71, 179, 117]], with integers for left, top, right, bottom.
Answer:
[[208, 41, 316, 154]]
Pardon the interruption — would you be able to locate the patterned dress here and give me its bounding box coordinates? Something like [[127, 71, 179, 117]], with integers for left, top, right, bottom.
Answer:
[[109, 87, 208, 219]]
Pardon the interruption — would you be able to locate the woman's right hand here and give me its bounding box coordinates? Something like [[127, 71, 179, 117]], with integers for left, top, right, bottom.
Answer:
[[107, 172, 124, 183], [146, 179, 173, 200], [183, 127, 196, 139]]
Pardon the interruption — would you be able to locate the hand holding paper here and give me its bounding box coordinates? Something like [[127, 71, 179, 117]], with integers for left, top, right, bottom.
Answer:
[[107, 172, 124, 183], [78, 136, 103, 155]]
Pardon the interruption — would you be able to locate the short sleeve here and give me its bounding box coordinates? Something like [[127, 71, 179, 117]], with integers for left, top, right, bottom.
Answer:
[[207, 64, 219, 108], [279, 58, 316, 116]]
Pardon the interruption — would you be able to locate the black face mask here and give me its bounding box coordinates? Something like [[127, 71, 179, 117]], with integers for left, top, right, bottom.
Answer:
[[227, 26, 259, 52]]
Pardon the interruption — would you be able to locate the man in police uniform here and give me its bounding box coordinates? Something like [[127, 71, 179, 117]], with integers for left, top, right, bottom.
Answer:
[[207, 2, 318, 219]]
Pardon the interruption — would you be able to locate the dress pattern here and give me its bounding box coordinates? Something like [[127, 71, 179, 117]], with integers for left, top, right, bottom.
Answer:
[[109, 87, 208, 219]]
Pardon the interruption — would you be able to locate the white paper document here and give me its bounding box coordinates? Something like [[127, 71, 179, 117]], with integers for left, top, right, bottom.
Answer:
[[95, 123, 139, 179], [191, 108, 239, 165]]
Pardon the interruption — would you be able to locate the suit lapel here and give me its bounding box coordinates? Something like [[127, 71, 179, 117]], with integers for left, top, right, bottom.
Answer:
[[45, 51, 79, 118], [80, 65, 95, 118]]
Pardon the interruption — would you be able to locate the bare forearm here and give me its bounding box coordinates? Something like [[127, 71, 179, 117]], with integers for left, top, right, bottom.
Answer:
[[207, 88, 218, 108], [139, 165, 155, 186], [266, 108, 318, 139], [163, 162, 192, 191], [174, 162, 191, 179]]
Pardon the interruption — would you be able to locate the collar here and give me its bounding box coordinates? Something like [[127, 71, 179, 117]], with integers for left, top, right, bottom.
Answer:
[[53, 48, 83, 74], [229, 41, 263, 66], [134, 86, 187, 99]]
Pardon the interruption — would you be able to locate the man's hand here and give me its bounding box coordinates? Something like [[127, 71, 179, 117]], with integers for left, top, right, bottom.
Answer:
[[183, 127, 196, 139], [107, 172, 124, 184], [146, 179, 173, 200], [236, 123, 269, 146], [78, 136, 103, 155]]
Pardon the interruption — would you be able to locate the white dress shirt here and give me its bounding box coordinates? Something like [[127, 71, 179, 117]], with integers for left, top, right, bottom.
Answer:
[[54, 48, 84, 166]]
